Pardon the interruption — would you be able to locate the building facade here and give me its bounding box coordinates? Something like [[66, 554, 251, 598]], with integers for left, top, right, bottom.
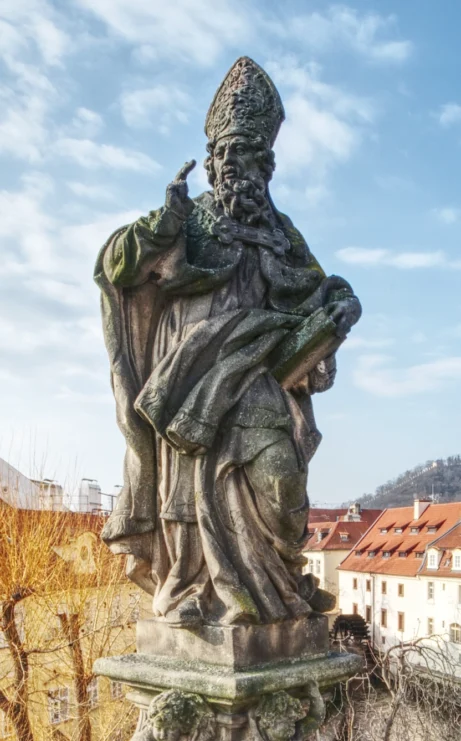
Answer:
[[338, 500, 461, 678], [304, 504, 381, 596]]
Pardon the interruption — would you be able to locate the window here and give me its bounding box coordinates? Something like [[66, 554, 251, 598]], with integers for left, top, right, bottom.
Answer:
[[453, 554, 461, 570], [366, 605, 371, 623], [308, 559, 314, 573], [410, 527, 420, 534], [48, 688, 70, 725], [87, 678, 98, 709], [353, 603, 358, 615], [415, 552, 424, 559], [129, 593, 141, 622], [111, 681, 124, 700], [340, 533, 349, 542], [0, 711, 13, 738], [366, 580, 371, 592], [368, 551, 376, 558], [427, 526, 438, 534], [382, 551, 391, 558], [397, 612, 405, 632], [398, 552, 407, 558], [427, 582, 434, 600], [354, 550, 361, 557], [428, 553, 437, 569], [381, 581, 387, 595], [427, 617, 434, 635], [381, 636, 386, 645], [458, 585, 461, 605], [398, 584, 404, 597], [380, 528, 388, 534], [450, 624, 461, 644], [110, 594, 122, 626], [394, 527, 403, 534], [353, 578, 358, 590], [381, 609, 387, 628], [315, 560, 321, 575]]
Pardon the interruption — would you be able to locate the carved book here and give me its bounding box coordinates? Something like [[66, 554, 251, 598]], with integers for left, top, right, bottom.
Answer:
[[270, 307, 343, 389]]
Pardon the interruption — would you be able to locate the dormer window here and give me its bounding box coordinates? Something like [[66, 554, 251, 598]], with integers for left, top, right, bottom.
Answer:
[[415, 551, 424, 558], [340, 533, 349, 542], [382, 551, 391, 558], [427, 526, 438, 534], [380, 528, 388, 534], [368, 551, 376, 558], [398, 551, 407, 558], [453, 554, 461, 571], [410, 527, 419, 534], [394, 527, 403, 534], [428, 553, 437, 569], [354, 550, 362, 557]]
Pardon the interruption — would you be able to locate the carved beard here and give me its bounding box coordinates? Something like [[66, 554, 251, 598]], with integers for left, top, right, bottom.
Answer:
[[214, 173, 275, 229]]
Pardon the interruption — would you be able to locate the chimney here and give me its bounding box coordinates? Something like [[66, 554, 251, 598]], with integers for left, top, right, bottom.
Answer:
[[414, 498, 431, 520]]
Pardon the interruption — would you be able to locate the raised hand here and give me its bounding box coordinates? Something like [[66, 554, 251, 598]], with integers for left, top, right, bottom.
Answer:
[[165, 159, 197, 219]]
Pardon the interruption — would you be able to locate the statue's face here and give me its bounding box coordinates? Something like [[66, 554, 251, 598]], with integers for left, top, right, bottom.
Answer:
[[213, 135, 260, 183]]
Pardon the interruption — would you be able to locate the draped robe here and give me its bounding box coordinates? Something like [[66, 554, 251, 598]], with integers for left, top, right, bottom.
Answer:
[[94, 191, 359, 624]]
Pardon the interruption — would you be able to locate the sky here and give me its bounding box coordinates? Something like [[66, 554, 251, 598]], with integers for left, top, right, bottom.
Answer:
[[0, 0, 460, 505]]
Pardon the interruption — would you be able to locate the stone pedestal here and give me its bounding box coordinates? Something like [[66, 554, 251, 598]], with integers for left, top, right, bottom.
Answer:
[[94, 616, 362, 740]]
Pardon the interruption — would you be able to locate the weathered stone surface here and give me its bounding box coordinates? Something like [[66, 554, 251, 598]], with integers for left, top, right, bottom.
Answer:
[[94, 651, 362, 702], [94, 56, 362, 628], [94, 54, 364, 741], [136, 615, 329, 669]]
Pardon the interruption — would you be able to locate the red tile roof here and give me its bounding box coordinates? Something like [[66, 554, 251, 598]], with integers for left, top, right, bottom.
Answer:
[[339, 503, 461, 577], [417, 522, 461, 578], [306, 520, 377, 551], [309, 508, 347, 523]]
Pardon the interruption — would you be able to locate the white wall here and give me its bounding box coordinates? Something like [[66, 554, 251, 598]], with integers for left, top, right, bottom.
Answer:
[[339, 569, 461, 677]]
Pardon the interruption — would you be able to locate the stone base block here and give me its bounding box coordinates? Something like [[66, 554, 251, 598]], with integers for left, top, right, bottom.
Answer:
[[137, 614, 329, 669], [94, 651, 362, 740]]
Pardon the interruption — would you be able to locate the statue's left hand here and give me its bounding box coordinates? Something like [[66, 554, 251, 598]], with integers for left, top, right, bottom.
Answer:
[[326, 298, 361, 338]]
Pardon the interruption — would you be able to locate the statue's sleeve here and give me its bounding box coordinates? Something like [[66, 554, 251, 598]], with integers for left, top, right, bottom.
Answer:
[[103, 207, 186, 288]]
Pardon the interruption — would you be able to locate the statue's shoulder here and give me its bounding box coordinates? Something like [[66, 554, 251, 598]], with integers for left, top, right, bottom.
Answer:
[[274, 210, 313, 264]]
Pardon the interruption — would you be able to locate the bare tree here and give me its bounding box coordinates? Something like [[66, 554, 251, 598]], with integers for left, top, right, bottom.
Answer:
[[337, 637, 461, 741], [0, 504, 141, 740]]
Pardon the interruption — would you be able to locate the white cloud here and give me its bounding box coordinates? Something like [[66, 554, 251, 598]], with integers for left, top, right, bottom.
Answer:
[[354, 354, 461, 397], [69, 107, 104, 138], [120, 85, 192, 130], [343, 336, 395, 351], [74, 0, 252, 66], [286, 6, 412, 64], [432, 207, 460, 225], [336, 247, 459, 270], [0, 1, 69, 66], [0, 82, 51, 162], [66, 182, 116, 201], [266, 58, 375, 179], [54, 138, 161, 172], [438, 103, 461, 127]]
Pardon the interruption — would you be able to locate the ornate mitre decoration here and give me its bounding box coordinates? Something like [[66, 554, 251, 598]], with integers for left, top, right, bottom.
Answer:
[[205, 57, 285, 147]]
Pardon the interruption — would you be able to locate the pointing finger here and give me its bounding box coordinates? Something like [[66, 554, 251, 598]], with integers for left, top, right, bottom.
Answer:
[[174, 159, 196, 183]]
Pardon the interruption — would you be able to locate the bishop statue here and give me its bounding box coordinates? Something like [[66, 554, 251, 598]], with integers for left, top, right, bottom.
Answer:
[[95, 57, 361, 628]]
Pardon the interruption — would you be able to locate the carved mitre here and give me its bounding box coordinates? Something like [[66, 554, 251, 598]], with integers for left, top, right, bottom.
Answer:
[[205, 56, 285, 146]]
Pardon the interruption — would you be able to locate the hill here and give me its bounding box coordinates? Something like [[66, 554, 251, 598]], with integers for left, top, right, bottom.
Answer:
[[344, 455, 461, 509]]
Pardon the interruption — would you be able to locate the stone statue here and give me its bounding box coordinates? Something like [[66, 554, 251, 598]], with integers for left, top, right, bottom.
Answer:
[[95, 57, 361, 628]]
